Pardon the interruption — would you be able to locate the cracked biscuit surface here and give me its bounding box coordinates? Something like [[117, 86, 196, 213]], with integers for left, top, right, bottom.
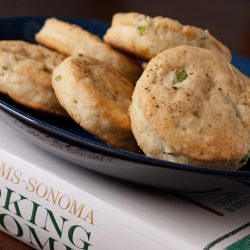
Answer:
[[0, 40, 66, 116], [104, 12, 231, 61], [130, 45, 250, 169], [36, 18, 142, 82], [52, 54, 137, 151]]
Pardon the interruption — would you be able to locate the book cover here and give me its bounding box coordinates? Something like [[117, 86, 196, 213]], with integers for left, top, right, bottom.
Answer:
[[0, 119, 250, 250]]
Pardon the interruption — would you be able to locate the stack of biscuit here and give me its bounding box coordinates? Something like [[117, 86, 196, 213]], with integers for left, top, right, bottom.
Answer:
[[0, 12, 249, 169]]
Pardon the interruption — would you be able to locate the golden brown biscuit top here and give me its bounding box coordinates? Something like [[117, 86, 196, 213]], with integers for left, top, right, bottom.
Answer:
[[105, 12, 231, 61], [53, 54, 134, 130], [70, 55, 134, 115], [36, 18, 104, 54], [0, 40, 65, 87], [136, 45, 250, 161]]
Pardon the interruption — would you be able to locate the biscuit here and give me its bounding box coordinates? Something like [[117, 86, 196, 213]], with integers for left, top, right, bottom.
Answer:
[[0, 40, 67, 116], [104, 12, 231, 61], [130, 45, 250, 169], [52, 54, 137, 151], [36, 18, 142, 82]]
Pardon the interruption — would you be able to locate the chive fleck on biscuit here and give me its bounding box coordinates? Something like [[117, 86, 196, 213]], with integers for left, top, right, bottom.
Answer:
[[104, 12, 231, 61], [36, 18, 142, 82], [130, 45, 250, 169], [0, 40, 67, 116], [52, 54, 137, 151]]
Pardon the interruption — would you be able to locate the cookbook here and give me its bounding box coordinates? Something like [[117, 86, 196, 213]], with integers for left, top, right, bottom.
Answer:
[[0, 119, 250, 250]]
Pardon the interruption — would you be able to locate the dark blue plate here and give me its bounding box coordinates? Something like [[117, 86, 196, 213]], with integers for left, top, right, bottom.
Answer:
[[0, 16, 249, 190]]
